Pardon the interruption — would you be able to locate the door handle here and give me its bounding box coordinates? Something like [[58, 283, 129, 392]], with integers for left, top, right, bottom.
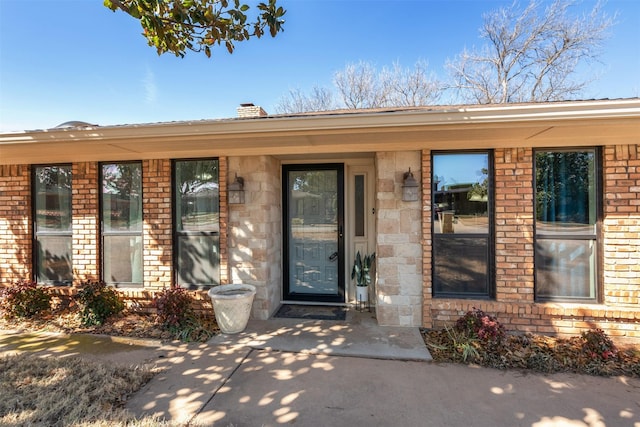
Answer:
[[329, 252, 338, 262]]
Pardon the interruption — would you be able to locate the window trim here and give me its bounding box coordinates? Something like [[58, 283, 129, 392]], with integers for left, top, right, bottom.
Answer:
[[31, 164, 73, 286], [533, 147, 603, 303], [99, 161, 144, 288], [431, 150, 495, 299]]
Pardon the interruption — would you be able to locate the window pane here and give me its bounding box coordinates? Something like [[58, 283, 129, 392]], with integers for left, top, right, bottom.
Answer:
[[174, 159, 220, 288], [432, 152, 492, 298], [433, 237, 489, 295], [34, 166, 72, 232], [354, 174, 365, 237], [535, 151, 596, 235], [176, 235, 220, 287], [535, 239, 595, 299], [103, 235, 143, 284], [433, 153, 489, 234], [175, 160, 219, 232], [36, 236, 72, 284], [102, 163, 142, 232], [534, 149, 599, 301]]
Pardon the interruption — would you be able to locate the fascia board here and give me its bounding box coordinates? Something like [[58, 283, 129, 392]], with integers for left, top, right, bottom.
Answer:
[[1, 99, 639, 146]]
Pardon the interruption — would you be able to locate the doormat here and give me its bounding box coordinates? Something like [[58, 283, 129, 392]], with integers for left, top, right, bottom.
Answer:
[[274, 305, 347, 321]]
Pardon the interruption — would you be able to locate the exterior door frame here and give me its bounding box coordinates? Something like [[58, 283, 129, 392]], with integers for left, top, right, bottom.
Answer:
[[282, 163, 345, 303]]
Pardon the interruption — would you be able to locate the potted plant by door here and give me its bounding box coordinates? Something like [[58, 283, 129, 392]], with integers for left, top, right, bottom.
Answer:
[[351, 251, 375, 304]]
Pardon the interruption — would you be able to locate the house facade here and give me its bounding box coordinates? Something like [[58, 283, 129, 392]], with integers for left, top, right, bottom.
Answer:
[[1, 99, 639, 340]]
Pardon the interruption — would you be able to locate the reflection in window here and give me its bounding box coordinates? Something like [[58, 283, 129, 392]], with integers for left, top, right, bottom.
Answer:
[[174, 159, 220, 288], [432, 152, 492, 298], [433, 153, 489, 235], [34, 165, 72, 285], [535, 150, 599, 300], [101, 162, 143, 286]]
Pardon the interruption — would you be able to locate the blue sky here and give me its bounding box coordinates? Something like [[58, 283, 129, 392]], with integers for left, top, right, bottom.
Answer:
[[1, 0, 639, 132]]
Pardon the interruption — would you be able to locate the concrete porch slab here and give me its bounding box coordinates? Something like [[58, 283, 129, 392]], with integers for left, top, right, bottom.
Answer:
[[209, 309, 432, 362]]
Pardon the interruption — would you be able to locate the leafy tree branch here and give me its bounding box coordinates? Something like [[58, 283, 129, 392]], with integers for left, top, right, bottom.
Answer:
[[104, 0, 285, 58]]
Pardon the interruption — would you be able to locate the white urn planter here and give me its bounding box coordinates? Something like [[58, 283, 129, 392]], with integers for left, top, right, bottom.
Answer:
[[208, 284, 256, 334]]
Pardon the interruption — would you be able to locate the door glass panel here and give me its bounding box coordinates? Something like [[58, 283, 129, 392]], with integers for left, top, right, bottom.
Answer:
[[286, 167, 341, 298], [354, 174, 365, 237]]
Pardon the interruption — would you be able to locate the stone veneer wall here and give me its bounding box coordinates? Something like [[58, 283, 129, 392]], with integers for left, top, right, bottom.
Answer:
[[0, 165, 31, 285], [375, 151, 423, 326], [227, 155, 282, 320], [422, 146, 640, 341]]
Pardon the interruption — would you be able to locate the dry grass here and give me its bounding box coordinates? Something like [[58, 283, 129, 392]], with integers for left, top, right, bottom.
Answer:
[[0, 353, 177, 427]]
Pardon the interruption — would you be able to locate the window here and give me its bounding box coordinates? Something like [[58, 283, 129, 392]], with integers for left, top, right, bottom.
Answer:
[[33, 165, 72, 285], [432, 152, 493, 298], [354, 174, 365, 237], [174, 159, 220, 288], [100, 162, 143, 286], [535, 149, 600, 301]]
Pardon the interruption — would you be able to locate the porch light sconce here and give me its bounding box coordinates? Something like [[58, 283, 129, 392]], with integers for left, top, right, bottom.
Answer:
[[402, 168, 419, 202], [228, 174, 245, 204]]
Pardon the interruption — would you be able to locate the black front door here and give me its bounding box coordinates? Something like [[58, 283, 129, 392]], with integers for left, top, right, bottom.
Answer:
[[283, 164, 345, 302]]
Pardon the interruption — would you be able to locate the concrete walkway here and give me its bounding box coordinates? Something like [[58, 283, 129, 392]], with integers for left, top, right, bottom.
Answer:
[[2, 312, 640, 426]]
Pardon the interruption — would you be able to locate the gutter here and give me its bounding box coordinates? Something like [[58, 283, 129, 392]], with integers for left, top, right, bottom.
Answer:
[[2, 99, 639, 145]]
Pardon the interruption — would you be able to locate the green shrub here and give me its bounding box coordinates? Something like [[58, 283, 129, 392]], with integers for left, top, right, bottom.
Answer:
[[455, 307, 506, 344], [153, 286, 215, 342], [75, 280, 124, 326], [0, 280, 51, 318], [153, 286, 195, 329]]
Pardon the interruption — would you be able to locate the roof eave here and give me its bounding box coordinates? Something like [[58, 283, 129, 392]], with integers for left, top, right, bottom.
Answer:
[[2, 99, 639, 145]]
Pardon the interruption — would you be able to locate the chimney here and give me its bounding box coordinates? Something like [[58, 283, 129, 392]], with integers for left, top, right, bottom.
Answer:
[[237, 103, 268, 118]]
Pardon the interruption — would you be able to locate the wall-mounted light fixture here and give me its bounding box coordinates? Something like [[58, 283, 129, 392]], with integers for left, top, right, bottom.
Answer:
[[228, 174, 245, 204], [402, 168, 419, 202]]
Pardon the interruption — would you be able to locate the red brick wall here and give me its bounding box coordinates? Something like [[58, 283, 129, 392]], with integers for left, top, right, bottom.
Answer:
[[494, 148, 535, 303], [423, 146, 640, 341], [0, 165, 31, 285], [142, 159, 172, 291], [421, 150, 434, 327], [603, 145, 640, 307], [72, 162, 99, 283], [0, 158, 228, 318]]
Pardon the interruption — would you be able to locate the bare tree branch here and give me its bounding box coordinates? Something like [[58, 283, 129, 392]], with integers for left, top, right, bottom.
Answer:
[[446, 0, 614, 103], [274, 86, 336, 114]]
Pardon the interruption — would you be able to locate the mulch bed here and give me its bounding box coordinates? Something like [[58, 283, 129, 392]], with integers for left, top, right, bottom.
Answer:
[[0, 307, 218, 343], [421, 328, 640, 377]]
